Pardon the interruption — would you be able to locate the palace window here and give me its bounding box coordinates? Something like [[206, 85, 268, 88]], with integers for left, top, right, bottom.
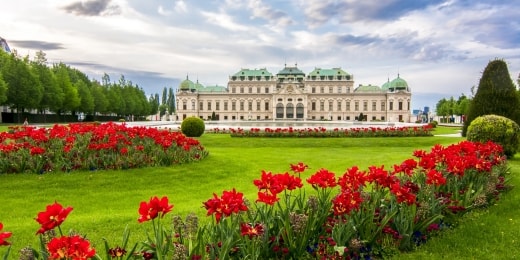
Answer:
[[240, 88, 244, 93], [240, 101, 245, 111], [191, 101, 195, 110], [354, 101, 359, 111], [249, 87, 252, 93], [346, 101, 350, 111], [265, 87, 269, 93], [248, 101, 253, 111], [389, 102, 393, 111], [207, 101, 212, 111], [372, 101, 376, 111], [256, 101, 261, 111], [232, 88, 236, 93], [381, 101, 385, 111], [320, 101, 324, 111], [328, 101, 333, 111], [399, 101, 403, 110], [232, 101, 236, 111], [329, 87, 333, 93], [312, 102, 316, 111], [312, 87, 316, 93], [320, 87, 324, 93], [216, 101, 220, 111], [224, 101, 228, 111], [363, 101, 367, 111], [199, 102, 203, 111], [182, 101, 187, 110], [265, 101, 269, 111], [337, 101, 342, 111]]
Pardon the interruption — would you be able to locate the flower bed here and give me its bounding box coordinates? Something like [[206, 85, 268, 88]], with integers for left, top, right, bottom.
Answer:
[[0, 122, 207, 174], [209, 125, 433, 137], [0, 140, 510, 259]]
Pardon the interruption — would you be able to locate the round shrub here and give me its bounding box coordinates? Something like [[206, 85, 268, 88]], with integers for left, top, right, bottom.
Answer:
[[181, 117, 205, 137], [467, 114, 520, 157], [429, 120, 438, 128]]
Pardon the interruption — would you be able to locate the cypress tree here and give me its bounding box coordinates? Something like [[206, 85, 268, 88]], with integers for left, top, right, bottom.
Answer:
[[462, 59, 520, 136]]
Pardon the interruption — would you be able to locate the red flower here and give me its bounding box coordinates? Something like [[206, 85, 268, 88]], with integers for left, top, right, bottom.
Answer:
[[35, 202, 73, 234], [240, 222, 265, 238], [307, 168, 337, 189], [426, 169, 446, 186], [0, 222, 12, 246], [46, 235, 96, 260], [30, 146, 46, 155], [256, 191, 279, 205], [253, 170, 285, 195], [290, 162, 309, 174], [392, 158, 417, 176], [119, 147, 128, 155], [203, 189, 248, 223], [138, 196, 174, 223], [390, 182, 416, 205], [332, 190, 363, 216], [338, 166, 368, 192]]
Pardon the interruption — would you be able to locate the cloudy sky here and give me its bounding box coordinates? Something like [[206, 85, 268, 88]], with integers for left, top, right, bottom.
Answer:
[[1, 0, 519, 111]]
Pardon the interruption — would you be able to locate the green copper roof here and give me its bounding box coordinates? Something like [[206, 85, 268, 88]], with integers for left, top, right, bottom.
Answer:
[[381, 79, 391, 91], [198, 85, 227, 92], [179, 76, 195, 90], [388, 75, 409, 91], [233, 68, 273, 77], [308, 67, 350, 77], [277, 66, 305, 76], [354, 84, 382, 93]]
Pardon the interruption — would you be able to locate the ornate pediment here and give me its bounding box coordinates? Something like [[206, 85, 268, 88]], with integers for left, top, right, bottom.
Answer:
[[276, 84, 304, 94]]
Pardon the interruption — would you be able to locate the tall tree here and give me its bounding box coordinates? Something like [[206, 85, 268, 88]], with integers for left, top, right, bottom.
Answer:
[[167, 87, 175, 114], [52, 63, 80, 114], [31, 56, 63, 115], [462, 59, 520, 136], [90, 81, 109, 116], [2, 53, 42, 120]]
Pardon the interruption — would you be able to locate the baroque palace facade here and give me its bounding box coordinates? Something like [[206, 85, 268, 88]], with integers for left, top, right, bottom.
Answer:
[[176, 65, 411, 122]]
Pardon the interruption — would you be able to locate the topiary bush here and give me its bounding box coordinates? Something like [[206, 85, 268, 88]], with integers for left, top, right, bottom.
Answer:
[[466, 114, 520, 157], [181, 117, 205, 137]]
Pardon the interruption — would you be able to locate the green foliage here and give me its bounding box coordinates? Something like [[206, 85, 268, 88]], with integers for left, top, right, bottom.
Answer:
[[181, 117, 205, 137], [463, 59, 520, 136], [467, 114, 520, 157], [429, 120, 438, 128]]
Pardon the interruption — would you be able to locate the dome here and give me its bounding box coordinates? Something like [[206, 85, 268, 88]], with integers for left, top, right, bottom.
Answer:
[[381, 79, 391, 91], [179, 76, 194, 91], [388, 75, 409, 92]]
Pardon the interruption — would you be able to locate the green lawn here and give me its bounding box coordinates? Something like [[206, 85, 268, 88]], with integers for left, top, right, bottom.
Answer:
[[0, 131, 518, 259]]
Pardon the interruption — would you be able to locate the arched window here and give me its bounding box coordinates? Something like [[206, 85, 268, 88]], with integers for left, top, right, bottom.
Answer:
[[276, 103, 284, 118], [286, 103, 294, 119], [296, 103, 304, 118]]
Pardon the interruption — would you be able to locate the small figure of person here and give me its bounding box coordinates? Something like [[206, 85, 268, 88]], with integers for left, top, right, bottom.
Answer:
[[23, 118, 28, 126]]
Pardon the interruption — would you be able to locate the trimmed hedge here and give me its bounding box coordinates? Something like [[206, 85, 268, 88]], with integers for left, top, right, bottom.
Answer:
[[467, 114, 520, 157]]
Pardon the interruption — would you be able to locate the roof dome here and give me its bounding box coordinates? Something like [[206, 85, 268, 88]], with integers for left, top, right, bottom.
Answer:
[[381, 79, 391, 91], [388, 75, 409, 92], [179, 76, 194, 91]]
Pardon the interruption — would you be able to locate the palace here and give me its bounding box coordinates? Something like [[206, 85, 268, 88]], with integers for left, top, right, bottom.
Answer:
[[176, 65, 411, 122]]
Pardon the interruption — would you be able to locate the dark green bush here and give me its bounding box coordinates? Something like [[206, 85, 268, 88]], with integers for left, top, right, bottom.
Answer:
[[181, 117, 205, 137], [429, 120, 438, 128], [466, 114, 520, 157]]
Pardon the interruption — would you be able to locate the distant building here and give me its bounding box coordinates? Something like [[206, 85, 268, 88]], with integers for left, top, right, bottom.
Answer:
[[0, 37, 11, 53], [176, 65, 412, 122]]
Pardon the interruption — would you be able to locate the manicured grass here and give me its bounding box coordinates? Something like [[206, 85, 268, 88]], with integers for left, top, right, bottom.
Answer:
[[1, 133, 518, 259], [432, 125, 462, 135]]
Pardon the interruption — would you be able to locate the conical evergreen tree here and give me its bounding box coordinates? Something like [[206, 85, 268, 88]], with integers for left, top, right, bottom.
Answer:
[[462, 59, 520, 136]]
